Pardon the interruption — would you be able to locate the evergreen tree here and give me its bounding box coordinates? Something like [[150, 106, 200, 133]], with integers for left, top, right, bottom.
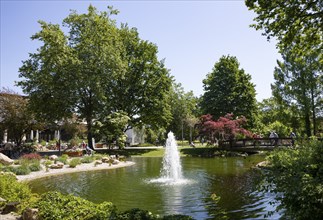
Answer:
[[200, 55, 258, 128]]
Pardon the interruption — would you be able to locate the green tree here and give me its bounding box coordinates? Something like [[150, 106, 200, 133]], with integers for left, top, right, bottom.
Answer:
[[94, 111, 130, 148], [0, 89, 36, 146], [200, 55, 258, 128], [18, 5, 173, 149], [105, 24, 172, 131], [258, 97, 302, 136], [167, 82, 198, 140], [263, 140, 323, 219], [18, 6, 123, 149], [271, 48, 323, 137], [245, 0, 323, 60]]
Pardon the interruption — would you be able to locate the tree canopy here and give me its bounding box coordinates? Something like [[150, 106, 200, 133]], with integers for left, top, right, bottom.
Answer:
[[167, 82, 198, 140], [198, 113, 252, 143], [200, 55, 258, 128], [18, 5, 172, 147], [245, 0, 323, 59], [0, 89, 36, 146], [271, 47, 323, 136]]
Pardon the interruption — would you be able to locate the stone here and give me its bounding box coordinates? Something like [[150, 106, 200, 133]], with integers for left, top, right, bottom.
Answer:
[[101, 157, 110, 163], [0, 153, 14, 165], [49, 162, 64, 169], [112, 159, 120, 165], [22, 208, 39, 220], [1, 202, 19, 214], [49, 155, 58, 160], [94, 160, 102, 165]]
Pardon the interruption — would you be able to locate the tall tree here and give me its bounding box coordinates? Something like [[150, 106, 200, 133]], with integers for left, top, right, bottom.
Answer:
[[200, 55, 258, 128], [245, 0, 323, 60], [258, 97, 302, 135], [18, 6, 123, 149], [167, 82, 198, 140], [18, 6, 173, 148], [105, 24, 172, 131], [0, 89, 36, 146], [271, 48, 323, 136]]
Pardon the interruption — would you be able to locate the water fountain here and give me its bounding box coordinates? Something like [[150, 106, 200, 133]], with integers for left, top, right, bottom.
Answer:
[[161, 132, 183, 181], [150, 131, 186, 185]]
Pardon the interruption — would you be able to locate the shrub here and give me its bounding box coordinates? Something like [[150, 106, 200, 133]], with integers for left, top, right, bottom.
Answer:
[[56, 154, 69, 164], [81, 155, 95, 163], [36, 191, 115, 220], [113, 208, 159, 220], [28, 161, 42, 172], [0, 172, 38, 213], [163, 215, 194, 220], [263, 140, 323, 219], [20, 153, 42, 161], [3, 165, 31, 175], [69, 158, 81, 168]]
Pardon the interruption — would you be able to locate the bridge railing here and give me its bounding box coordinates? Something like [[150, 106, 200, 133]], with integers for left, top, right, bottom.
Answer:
[[219, 138, 295, 148]]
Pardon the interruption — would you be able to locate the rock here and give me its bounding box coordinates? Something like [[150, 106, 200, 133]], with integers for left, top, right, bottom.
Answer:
[[49, 162, 64, 169], [101, 157, 110, 163], [256, 161, 269, 168], [0, 153, 14, 165], [0, 212, 21, 220], [4, 143, 14, 150], [49, 155, 58, 160], [112, 159, 120, 165], [94, 160, 102, 165], [1, 202, 19, 214], [22, 208, 39, 220]]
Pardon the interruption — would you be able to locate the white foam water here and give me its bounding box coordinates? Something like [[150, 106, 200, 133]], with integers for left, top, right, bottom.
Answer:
[[149, 132, 190, 185]]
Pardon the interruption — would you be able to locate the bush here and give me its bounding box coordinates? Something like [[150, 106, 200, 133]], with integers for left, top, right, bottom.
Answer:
[[69, 158, 81, 168], [113, 208, 194, 220], [36, 191, 115, 220], [263, 140, 323, 219], [163, 215, 194, 220], [56, 154, 69, 164], [20, 153, 42, 161], [81, 155, 95, 163], [113, 208, 159, 220], [2, 165, 31, 175], [28, 161, 42, 172], [0, 172, 38, 213]]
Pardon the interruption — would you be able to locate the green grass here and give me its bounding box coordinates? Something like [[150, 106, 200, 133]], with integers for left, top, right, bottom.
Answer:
[[132, 148, 165, 157], [131, 146, 199, 157]]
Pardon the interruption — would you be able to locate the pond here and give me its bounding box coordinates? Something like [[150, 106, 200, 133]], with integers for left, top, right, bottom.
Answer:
[[29, 156, 280, 219]]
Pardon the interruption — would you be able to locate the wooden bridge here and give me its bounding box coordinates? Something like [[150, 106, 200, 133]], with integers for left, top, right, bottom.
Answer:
[[219, 138, 296, 152]]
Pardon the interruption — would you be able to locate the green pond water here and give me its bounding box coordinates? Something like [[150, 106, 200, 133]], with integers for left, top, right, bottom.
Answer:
[[29, 156, 280, 219]]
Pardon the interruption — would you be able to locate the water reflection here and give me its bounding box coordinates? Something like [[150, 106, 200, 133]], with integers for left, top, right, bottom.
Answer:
[[29, 156, 280, 219]]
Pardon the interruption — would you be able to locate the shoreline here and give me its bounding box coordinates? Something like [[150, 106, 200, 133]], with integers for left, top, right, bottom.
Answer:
[[17, 161, 135, 182]]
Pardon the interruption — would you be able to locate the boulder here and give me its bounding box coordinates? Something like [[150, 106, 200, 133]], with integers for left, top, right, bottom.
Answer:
[[101, 157, 110, 163], [112, 159, 120, 165], [94, 160, 102, 165], [0, 153, 14, 165], [22, 208, 39, 220], [49, 155, 58, 161], [49, 162, 64, 169], [1, 202, 19, 214]]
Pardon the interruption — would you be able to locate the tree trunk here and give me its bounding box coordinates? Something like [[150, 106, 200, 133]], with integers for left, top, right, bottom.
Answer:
[[86, 117, 94, 150], [304, 110, 312, 137], [310, 87, 316, 135]]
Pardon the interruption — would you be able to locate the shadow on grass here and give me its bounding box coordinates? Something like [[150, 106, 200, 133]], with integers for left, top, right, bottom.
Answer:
[[95, 148, 161, 157], [180, 147, 219, 157]]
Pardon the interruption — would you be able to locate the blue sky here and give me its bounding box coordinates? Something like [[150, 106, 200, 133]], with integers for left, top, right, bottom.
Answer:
[[0, 0, 281, 101]]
